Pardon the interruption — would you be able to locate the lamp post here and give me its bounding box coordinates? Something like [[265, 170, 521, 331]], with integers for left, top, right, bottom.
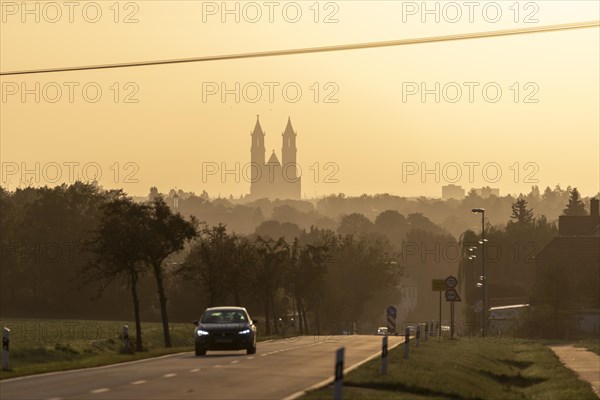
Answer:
[[471, 208, 486, 337]]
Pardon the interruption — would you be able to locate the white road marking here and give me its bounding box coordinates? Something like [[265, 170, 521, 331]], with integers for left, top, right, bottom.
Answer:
[[90, 388, 110, 394], [247, 356, 255, 360], [214, 364, 222, 368], [163, 373, 177, 378], [46, 398, 62, 400], [231, 360, 239, 364], [190, 368, 200, 372], [261, 353, 268, 356], [131, 380, 147, 385]]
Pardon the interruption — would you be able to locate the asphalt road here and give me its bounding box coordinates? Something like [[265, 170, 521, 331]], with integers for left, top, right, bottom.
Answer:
[[0, 335, 404, 400]]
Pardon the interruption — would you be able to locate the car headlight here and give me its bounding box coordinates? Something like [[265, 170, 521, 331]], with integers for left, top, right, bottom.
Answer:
[[196, 329, 210, 336], [238, 329, 251, 335]]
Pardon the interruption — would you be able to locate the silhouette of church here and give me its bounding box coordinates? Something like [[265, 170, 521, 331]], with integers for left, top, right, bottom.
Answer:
[[249, 116, 301, 200]]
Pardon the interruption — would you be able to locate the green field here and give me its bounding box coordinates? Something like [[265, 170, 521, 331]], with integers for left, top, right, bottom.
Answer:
[[0, 318, 197, 379], [302, 337, 598, 400], [0, 317, 288, 380]]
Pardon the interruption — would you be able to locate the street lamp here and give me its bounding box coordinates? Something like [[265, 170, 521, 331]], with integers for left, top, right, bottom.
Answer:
[[471, 208, 487, 337]]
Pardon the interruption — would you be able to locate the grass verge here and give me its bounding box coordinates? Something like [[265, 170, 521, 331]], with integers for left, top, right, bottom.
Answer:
[[0, 317, 294, 380], [574, 338, 600, 356], [302, 337, 598, 400]]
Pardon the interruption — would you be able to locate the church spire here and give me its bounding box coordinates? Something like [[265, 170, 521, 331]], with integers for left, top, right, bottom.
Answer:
[[252, 114, 264, 136], [251, 114, 265, 166]]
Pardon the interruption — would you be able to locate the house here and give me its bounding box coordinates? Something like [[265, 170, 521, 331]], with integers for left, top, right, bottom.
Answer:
[[535, 198, 600, 335]]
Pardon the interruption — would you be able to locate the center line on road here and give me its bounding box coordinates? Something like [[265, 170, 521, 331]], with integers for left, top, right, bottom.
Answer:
[[90, 388, 109, 394], [163, 373, 177, 378], [247, 356, 255, 360], [214, 364, 222, 368], [231, 360, 239, 364], [190, 368, 200, 372], [131, 380, 147, 385]]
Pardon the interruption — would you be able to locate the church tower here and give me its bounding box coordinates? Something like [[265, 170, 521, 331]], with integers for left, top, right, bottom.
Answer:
[[281, 116, 300, 199], [251, 115, 265, 165], [250, 115, 266, 197], [281, 116, 298, 179]]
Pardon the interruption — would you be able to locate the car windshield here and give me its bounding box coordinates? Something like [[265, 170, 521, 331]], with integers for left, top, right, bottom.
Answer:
[[201, 309, 248, 324]]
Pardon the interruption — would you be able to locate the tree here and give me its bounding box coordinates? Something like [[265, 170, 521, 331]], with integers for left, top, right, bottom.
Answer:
[[179, 224, 243, 307], [510, 198, 534, 225], [563, 188, 587, 216], [143, 197, 198, 347], [85, 196, 147, 352], [337, 213, 373, 236], [252, 236, 289, 335]]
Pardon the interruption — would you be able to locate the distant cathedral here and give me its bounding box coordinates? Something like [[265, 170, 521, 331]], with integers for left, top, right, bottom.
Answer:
[[249, 116, 301, 200]]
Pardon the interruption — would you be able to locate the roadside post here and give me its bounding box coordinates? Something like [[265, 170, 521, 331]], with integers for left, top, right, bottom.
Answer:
[[416, 324, 420, 347], [404, 327, 409, 359], [2, 327, 9, 371], [334, 347, 344, 400], [432, 279, 446, 337], [424, 322, 429, 341], [122, 325, 130, 352], [430, 320, 434, 338], [381, 335, 388, 375]]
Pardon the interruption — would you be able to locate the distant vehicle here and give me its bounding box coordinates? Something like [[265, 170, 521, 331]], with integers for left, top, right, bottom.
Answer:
[[488, 304, 532, 334], [193, 306, 257, 356], [376, 326, 388, 335], [404, 324, 416, 334]]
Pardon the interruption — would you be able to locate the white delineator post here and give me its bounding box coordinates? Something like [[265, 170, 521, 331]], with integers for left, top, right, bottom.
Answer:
[[404, 327, 409, 359], [381, 335, 388, 375], [2, 327, 9, 371], [122, 325, 130, 352], [333, 347, 344, 400]]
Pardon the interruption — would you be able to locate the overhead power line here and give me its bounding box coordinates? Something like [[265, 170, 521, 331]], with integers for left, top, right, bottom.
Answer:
[[1, 20, 598, 76]]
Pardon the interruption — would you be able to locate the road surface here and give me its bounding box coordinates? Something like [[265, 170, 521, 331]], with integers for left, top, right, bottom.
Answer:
[[1, 335, 404, 400]]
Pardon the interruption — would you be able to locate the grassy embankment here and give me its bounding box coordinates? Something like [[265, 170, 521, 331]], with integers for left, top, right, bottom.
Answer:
[[302, 337, 598, 400]]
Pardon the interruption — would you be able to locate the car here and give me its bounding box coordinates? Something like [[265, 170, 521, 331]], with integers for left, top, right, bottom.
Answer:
[[376, 326, 388, 335], [193, 306, 257, 356]]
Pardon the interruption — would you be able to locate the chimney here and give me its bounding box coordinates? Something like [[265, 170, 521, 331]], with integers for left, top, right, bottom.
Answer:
[[591, 198, 599, 216]]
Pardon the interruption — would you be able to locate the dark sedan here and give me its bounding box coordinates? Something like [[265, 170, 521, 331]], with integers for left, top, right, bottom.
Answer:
[[193, 306, 257, 356]]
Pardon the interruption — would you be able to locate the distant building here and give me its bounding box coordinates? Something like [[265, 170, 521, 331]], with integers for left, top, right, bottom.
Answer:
[[536, 198, 600, 335], [442, 184, 465, 200], [473, 187, 500, 198], [248, 116, 301, 200]]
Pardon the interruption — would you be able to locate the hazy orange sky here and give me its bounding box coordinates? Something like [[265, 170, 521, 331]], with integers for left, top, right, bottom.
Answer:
[[1, 1, 598, 198]]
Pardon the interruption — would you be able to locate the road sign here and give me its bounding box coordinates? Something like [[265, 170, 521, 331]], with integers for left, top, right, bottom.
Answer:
[[431, 279, 446, 291], [387, 306, 397, 318], [386, 306, 397, 333], [445, 276, 458, 289], [445, 288, 462, 302]]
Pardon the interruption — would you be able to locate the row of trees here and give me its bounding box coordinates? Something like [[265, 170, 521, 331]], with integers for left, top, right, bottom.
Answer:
[[156, 184, 598, 238], [178, 224, 401, 336], [84, 194, 197, 351]]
